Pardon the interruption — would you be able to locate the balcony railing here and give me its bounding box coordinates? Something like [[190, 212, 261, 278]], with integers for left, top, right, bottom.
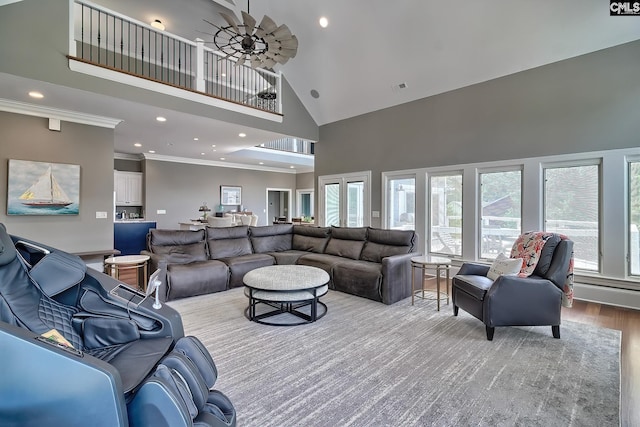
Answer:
[[258, 138, 314, 155], [69, 0, 281, 115]]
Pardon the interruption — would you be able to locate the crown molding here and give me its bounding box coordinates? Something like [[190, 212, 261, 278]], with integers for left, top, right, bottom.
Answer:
[[114, 152, 143, 161], [0, 98, 122, 128], [142, 153, 298, 174]]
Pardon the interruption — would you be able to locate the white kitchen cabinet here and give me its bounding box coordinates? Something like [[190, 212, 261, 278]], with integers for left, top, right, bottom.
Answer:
[[114, 171, 143, 205]]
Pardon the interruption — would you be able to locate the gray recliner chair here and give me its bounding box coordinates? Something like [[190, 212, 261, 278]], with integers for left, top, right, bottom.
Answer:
[[452, 233, 573, 340]]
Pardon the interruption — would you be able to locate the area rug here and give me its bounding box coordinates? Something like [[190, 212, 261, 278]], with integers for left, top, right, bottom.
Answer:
[[168, 289, 620, 427]]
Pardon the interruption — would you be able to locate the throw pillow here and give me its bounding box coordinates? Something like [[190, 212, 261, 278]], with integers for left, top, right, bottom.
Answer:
[[486, 253, 523, 281]]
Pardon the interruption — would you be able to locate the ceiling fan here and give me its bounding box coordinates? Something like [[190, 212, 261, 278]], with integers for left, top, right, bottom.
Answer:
[[203, 1, 298, 69]]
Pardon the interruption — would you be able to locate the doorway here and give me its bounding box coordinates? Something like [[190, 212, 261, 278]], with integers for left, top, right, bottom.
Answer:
[[266, 188, 292, 223]]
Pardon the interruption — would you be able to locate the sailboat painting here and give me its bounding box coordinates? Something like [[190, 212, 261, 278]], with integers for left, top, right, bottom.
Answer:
[[7, 160, 80, 215]]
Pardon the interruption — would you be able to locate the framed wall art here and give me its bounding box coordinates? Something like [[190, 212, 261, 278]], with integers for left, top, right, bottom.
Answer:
[[7, 159, 80, 215], [220, 185, 242, 205]]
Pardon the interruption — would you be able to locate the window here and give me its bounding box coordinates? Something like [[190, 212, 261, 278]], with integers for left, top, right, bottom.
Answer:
[[429, 173, 462, 256], [544, 163, 600, 271], [318, 172, 371, 227], [479, 169, 522, 259], [387, 177, 415, 230], [629, 161, 640, 275]]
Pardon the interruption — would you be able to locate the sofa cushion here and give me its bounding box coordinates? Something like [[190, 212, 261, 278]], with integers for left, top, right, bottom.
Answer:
[[367, 227, 415, 247], [269, 250, 308, 265], [296, 253, 345, 277], [452, 274, 494, 300], [149, 229, 206, 246], [292, 226, 331, 253], [330, 226, 368, 241], [219, 254, 274, 288], [332, 260, 383, 302], [324, 227, 367, 260], [249, 224, 293, 253], [207, 226, 252, 259], [151, 242, 208, 264], [166, 260, 229, 300]]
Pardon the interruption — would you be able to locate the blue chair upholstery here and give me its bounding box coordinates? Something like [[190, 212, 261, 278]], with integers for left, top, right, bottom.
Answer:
[[0, 223, 236, 427]]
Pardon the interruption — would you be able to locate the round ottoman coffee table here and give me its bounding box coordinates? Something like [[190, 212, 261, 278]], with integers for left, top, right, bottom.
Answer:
[[243, 265, 329, 326]]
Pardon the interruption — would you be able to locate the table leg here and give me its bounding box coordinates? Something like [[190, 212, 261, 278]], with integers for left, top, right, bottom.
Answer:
[[411, 264, 415, 305], [446, 266, 450, 305], [436, 265, 441, 311]]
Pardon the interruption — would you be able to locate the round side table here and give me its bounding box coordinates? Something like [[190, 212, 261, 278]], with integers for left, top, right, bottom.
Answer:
[[411, 255, 452, 311], [104, 255, 150, 291]]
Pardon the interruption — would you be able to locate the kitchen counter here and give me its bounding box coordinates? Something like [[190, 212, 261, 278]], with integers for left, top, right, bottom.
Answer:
[[114, 221, 157, 255]]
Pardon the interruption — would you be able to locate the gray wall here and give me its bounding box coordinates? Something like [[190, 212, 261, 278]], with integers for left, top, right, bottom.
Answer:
[[316, 40, 640, 227], [0, 0, 319, 142], [144, 160, 296, 228], [0, 112, 114, 253], [296, 172, 314, 189]]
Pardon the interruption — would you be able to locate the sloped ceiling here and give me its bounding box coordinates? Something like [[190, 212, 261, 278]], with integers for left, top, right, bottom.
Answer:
[[2, 0, 640, 167]]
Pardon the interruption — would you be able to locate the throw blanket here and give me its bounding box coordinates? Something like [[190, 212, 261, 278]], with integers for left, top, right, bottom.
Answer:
[[510, 231, 574, 308]]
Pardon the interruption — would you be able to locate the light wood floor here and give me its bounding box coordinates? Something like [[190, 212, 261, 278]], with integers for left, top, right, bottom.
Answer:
[[424, 278, 640, 426]]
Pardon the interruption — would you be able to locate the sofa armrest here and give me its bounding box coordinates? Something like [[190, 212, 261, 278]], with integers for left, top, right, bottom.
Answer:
[[380, 252, 420, 305], [484, 275, 563, 327], [457, 262, 490, 276]]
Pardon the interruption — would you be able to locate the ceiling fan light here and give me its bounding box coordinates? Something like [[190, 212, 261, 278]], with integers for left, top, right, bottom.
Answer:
[[150, 19, 165, 31]]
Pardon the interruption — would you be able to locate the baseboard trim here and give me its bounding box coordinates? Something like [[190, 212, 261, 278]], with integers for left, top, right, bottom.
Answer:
[[574, 283, 640, 310]]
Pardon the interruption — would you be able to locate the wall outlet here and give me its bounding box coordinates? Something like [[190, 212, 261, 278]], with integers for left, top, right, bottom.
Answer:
[[96, 211, 108, 219], [157, 209, 166, 215], [372, 210, 380, 218]]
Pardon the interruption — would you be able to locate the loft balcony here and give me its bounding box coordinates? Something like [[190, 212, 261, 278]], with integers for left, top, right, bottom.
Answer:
[[68, 0, 283, 122]]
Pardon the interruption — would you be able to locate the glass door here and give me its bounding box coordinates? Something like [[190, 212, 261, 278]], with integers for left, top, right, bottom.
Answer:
[[318, 172, 370, 227]]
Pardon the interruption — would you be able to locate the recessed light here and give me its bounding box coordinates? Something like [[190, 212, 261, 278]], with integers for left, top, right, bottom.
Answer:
[[319, 17, 329, 28], [193, 137, 199, 141], [220, 157, 226, 160], [211, 144, 216, 148], [201, 152, 205, 155], [134, 143, 142, 147], [149, 150, 156, 154], [156, 116, 166, 122], [259, 162, 264, 165], [150, 19, 165, 31], [289, 165, 295, 169], [29, 91, 44, 99], [238, 133, 246, 138]]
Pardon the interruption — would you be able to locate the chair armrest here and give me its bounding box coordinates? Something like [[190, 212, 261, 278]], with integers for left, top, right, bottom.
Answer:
[[381, 253, 420, 304], [457, 262, 490, 276], [484, 275, 563, 327]]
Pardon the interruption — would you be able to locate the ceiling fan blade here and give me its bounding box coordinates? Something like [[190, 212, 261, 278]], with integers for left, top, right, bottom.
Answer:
[[261, 57, 277, 69], [234, 55, 246, 67], [255, 15, 277, 38], [275, 55, 289, 65], [241, 11, 256, 35], [270, 24, 292, 40], [250, 54, 263, 69], [278, 47, 297, 58], [280, 35, 298, 51], [219, 12, 239, 32]]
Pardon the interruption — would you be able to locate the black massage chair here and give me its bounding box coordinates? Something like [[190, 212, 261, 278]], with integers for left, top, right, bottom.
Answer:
[[0, 223, 236, 427]]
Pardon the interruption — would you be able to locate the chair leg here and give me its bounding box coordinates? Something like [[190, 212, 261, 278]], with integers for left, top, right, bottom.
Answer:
[[485, 326, 495, 341], [552, 325, 560, 339], [453, 305, 459, 316]]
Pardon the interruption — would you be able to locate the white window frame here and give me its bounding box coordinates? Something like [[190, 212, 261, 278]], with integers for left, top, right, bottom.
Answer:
[[318, 171, 371, 227], [428, 170, 464, 258]]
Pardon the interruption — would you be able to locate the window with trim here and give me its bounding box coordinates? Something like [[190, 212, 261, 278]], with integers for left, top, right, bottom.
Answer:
[[479, 169, 522, 259], [387, 177, 415, 230], [544, 163, 600, 272], [429, 173, 462, 256], [629, 161, 640, 276]]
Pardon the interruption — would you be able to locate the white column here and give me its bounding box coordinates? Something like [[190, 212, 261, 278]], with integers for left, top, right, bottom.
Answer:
[[195, 38, 205, 92]]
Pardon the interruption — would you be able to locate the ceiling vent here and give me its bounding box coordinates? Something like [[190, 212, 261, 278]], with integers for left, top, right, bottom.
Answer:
[[391, 82, 408, 93]]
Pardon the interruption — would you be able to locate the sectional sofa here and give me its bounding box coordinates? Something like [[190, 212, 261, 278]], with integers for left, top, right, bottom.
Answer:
[[142, 224, 418, 305]]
